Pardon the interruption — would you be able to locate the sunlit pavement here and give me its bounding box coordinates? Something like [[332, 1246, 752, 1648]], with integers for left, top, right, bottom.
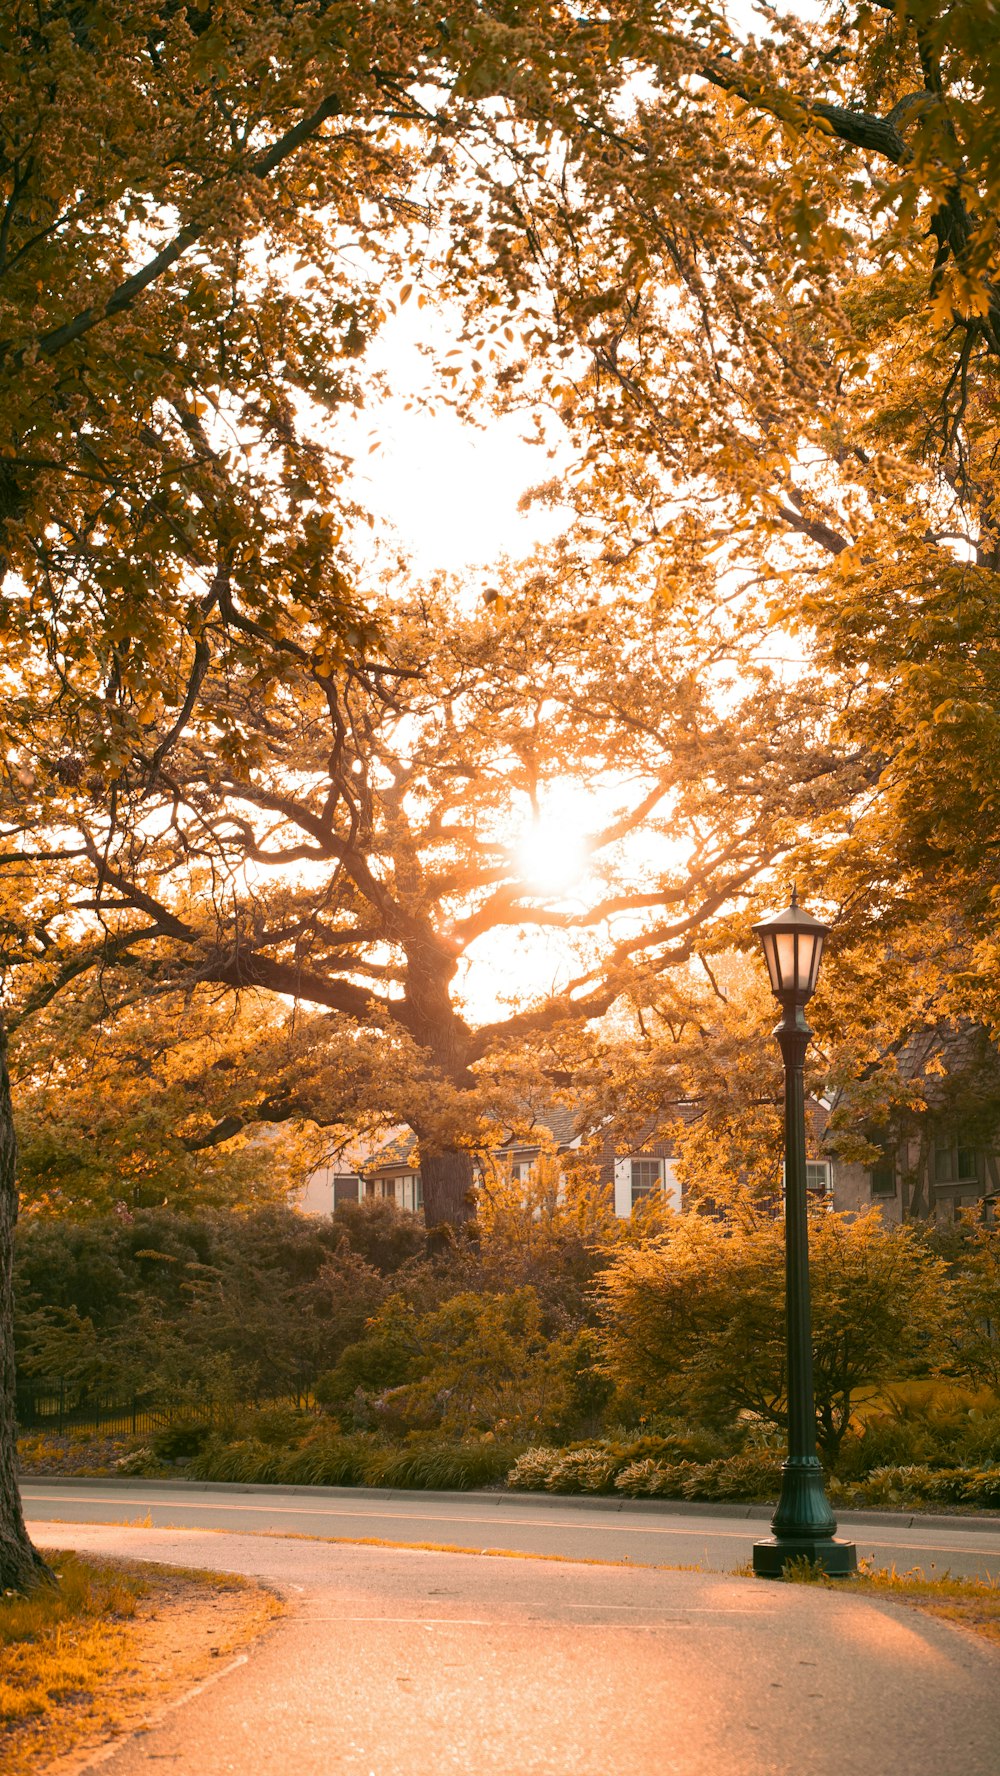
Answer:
[[20, 1478, 1000, 1581], [21, 1517, 1000, 1775]]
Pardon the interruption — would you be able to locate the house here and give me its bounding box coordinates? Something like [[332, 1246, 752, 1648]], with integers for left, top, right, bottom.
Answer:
[[822, 1023, 1000, 1225], [297, 1019, 1000, 1226], [301, 1106, 684, 1220]]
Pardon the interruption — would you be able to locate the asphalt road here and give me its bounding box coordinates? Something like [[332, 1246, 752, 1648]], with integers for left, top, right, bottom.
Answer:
[[22, 1518, 1000, 1776], [20, 1478, 1000, 1580]]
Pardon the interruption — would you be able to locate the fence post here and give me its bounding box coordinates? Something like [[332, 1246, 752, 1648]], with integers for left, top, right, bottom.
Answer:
[[59, 1377, 65, 1437], [132, 1396, 137, 1438]]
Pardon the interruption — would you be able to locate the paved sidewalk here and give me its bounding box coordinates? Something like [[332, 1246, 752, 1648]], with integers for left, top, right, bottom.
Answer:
[[28, 1521, 1000, 1776]]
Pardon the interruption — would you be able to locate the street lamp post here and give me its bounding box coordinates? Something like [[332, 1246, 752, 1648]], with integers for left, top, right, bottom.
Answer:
[[752, 889, 857, 1579]]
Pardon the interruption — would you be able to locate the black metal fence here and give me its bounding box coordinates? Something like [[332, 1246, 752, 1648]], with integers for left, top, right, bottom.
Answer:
[[17, 1379, 181, 1438], [16, 1377, 315, 1437]]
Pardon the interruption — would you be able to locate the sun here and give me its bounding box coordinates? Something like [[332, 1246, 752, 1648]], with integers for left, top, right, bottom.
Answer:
[[513, 785, 591, 898]]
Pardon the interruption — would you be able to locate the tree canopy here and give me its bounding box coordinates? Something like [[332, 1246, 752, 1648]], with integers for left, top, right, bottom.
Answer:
[[4, 0, 1000, 1588]]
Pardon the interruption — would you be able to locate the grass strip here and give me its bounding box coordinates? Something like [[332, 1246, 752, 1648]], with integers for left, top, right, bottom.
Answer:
[[782, 1557, 1000, 1645], [1, 1552, 147, 1740], [0, 1550, 279, 1776]]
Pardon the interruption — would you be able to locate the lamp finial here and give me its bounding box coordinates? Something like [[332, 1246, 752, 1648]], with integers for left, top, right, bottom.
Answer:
[[791, 883, 798, 909]]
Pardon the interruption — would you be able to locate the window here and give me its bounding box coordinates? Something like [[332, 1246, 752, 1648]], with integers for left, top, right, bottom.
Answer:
[[332, 1175, 361, 1208], [630, 1158, 663, 1207], [869, 1155, 896, 1197], [805, 1161, 831, 1197], [935, 1144, 978, 1185], [399, 1172, 422, 1213], [781, 1161, 832, 1195]]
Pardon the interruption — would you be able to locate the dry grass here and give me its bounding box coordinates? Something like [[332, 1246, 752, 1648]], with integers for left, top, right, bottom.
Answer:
[[0, 1551, 280, 1776], [782, 1556, 1000, 1645], [0, 1553, 147, 1736], [250, 1527, 707, 1571]]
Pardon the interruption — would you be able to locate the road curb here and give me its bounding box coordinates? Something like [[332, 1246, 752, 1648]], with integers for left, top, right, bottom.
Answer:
[[19, 1474, 1000, 1535]]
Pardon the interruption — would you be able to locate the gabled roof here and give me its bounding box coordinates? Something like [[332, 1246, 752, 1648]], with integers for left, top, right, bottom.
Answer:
[[362, 1130, 419, 1177], [495, 1101, 580, 1152]]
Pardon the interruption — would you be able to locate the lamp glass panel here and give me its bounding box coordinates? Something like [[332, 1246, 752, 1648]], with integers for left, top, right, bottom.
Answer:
[[805, 931, 824, 992], [774, 932, 797, 991], [760, 931, 781, 992]]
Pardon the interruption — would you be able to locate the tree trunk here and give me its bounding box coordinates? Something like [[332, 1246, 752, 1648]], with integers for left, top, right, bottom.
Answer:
[[418, 1146, 476, 1233], [0, 1005, 51, 1590]]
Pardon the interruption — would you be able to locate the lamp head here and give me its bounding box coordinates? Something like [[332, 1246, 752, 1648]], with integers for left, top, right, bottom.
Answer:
[[753, 886, 829, 1003]]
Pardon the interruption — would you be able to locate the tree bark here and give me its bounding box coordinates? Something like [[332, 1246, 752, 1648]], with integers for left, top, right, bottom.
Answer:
[[418, 1146, 477, 1232], [0, 1004, 51, 1590]]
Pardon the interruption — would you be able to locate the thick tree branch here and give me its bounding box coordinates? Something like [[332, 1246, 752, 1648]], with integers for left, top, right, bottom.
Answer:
[[702, 58, 907, 165], [31, 92, 345, 361]]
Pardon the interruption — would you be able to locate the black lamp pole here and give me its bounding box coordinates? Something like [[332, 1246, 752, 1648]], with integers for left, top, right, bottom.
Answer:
[[752, 890, 857, 1579]]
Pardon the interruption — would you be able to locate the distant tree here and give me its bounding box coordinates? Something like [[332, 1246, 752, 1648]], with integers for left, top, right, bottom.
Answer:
[[14, 1205, 389, 1403], [945, 1222, 1000, 1393]]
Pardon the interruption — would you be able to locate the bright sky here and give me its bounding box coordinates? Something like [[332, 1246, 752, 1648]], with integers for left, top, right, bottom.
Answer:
[[353, 303, 572, 573], [341, 312, 684, 1026]]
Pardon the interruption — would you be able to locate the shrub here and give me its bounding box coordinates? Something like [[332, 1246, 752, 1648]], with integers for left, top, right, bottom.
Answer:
[[277, 1430, 378, 1487], [855, 1464, 954, 1507], [186, 1423, 517, 1491], [614, 1459, 692, 1498], [367, 1440, 517, 1490], [960, 1467, 1000, 1507], [324, 1286, 596, 1443], [507, 1447, 562, 1491], [150, 1421, 214, 1460], [186, 1435, 284, 1484], [114, 1445, 164, 1476], [597, 1208, 949, 1461], [229, 1405, 313, 1448], [544, 1448, 622, 1494], [505, 1429, 733, 1496]]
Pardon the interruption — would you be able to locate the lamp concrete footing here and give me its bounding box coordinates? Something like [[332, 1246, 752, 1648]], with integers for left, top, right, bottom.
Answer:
[[753, 1536, 858, 1578]]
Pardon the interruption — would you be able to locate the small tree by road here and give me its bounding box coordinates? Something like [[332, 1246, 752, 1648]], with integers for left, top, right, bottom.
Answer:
[[596, 1209, 948, 1462]]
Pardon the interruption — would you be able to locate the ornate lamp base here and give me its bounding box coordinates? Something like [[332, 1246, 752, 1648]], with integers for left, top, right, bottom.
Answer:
[[753, 1536, 858, 1578]]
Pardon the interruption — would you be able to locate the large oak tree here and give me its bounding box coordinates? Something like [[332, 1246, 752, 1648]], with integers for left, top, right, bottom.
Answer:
[[0, 0, 616, 1591], [8, 565, 849, 1224]]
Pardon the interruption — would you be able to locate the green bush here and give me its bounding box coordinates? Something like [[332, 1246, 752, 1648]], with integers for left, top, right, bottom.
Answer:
[[544, 1448, 623, 1493], [229, 1405, 313, 1448], [611, 1452, 783, 1500], [114, 1445, 165, 1476], [322, 1286, 595, 1443], [277, 1430, 378, 1487], [186, 1422, 518, 1491], [613, 1458, 693, 1498], [597, 1209, 949, 1461], [844, 1462, 1000, 1509], [367, 1440, 517, 1490], [506, 1446, 562, 1491], [150, 1421, 214, 1460], [187, 1435, 285, 1484]]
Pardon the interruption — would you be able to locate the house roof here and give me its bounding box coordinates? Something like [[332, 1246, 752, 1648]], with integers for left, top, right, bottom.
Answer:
[[362, 1102, 582, 1179], [362, 1130, 419, 1178], [495, 1101, 580, 1152]]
